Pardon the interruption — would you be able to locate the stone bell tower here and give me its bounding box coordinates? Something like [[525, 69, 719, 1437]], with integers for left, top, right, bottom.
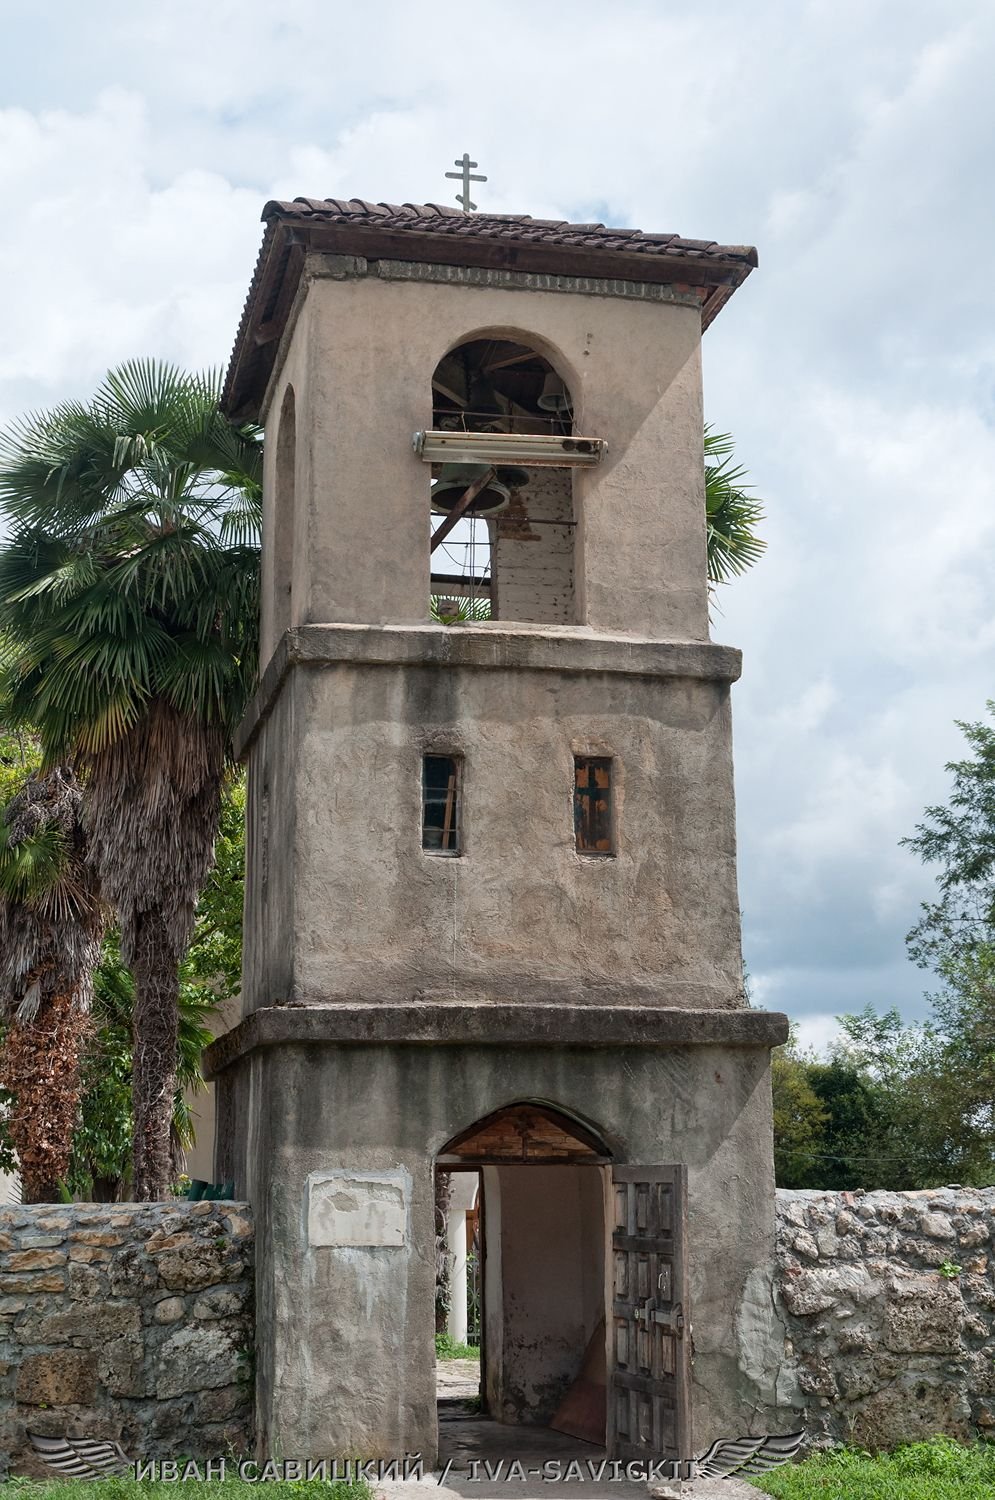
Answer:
[[208, 197, 788, 1467]]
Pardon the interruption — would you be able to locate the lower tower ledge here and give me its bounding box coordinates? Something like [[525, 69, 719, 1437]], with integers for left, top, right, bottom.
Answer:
[[204, 1001, 789, 1078]]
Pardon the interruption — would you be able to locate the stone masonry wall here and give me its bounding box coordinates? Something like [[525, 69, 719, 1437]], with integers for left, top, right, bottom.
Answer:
[[0, 1201, 253, 1478], [768, 1187, 995, 1449]]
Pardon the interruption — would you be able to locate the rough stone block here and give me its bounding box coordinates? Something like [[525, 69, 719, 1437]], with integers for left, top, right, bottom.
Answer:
[[67, 1262, 108, 1301], [780, 1273, 836, 1317], [144, 1230, 198, 1254], [157, 1247, 236, 1292], [920, 1212, 956, 1241], [108, 1246, 157, 1296], [196, 1383, 248, 1421], [97, 1337, 147, 1398], [884, 1277, 964, 1354], [3, 1249, 65, 1271], [16, 1350, 98, 1406], [156, 1326, 244, 1398], [223, 1211, 253, 1239], [30, 1213, 71, 1231], [19, 1301, 142, 1347], [848, 1374, 972, 1448], [153, 1296, 186, 1323], [68, 1244, 112, 1264], [0, 1272, 65, 1293], [192, 1287, 246, 1319], [70, 1230, 126, 1247]]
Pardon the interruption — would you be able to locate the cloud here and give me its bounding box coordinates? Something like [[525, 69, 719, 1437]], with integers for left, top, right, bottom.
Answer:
[[1, 2, 994, 1038]]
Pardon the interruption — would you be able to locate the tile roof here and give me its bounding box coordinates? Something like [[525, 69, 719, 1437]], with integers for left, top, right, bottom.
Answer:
[[222, 198, 758, 418], [261, 197, 759, 265]]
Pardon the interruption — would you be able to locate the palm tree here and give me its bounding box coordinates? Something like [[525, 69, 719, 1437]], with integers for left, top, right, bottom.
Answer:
[[0, 361, 261, 1199], [0, 766, 104, 1201], [70, 939, 217, 1201], [704, 425, 766, 587]]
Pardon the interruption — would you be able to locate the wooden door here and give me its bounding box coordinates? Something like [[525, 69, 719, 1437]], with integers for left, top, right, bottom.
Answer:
[[609, 1165, 690, 1464]]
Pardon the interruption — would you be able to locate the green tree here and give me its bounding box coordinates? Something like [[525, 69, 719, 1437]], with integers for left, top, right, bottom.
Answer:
[[836, 1006, 991, 1188], [901, 708, 995, 1182], [0, 360, 261, 1199], [771, 1042, 828, 1188]]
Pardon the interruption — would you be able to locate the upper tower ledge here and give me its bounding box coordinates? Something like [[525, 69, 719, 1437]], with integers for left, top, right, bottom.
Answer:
[[234, 621, 743, 759]]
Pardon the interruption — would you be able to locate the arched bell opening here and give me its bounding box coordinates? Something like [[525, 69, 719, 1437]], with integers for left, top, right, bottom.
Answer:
[[435, 1102, 611, 1450], [427, 338, 579, 627]]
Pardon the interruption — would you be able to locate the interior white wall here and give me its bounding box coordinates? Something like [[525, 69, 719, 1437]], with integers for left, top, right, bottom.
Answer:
[[482, 1164, 606, 1426]]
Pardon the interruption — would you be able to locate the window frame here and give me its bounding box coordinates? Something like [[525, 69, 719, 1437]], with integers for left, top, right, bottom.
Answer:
[[573, 754, 615, 857], [421, 752, 463, 857]]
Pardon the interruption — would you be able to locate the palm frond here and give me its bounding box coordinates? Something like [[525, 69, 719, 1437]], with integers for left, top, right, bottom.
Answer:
[[704, 423, 767, 586]]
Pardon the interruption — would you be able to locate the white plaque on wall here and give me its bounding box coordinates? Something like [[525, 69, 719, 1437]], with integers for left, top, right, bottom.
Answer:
[[307, 1169, 410, 1247]]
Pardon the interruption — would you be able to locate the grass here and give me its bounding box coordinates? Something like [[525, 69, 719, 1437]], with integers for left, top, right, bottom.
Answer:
[[748, 1437, 995, 1499], [5, 1479, 371, 1499], [434, 1331, 479, 1360]]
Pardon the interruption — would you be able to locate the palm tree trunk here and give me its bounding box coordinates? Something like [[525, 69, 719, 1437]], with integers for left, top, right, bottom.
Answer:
[[0, 989, 91, 1203], [131, 909, 180, 1201]]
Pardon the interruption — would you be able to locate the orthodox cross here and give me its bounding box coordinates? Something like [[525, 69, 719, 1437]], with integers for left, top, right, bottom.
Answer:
[[446, 153, 487, 213]]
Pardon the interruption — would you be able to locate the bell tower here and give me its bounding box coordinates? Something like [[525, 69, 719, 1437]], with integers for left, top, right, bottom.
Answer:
[[209, 198, 789, 1466]]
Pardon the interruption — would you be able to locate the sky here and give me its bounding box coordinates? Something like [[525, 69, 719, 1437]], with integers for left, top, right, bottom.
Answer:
[[2, 1, 994, 1050]]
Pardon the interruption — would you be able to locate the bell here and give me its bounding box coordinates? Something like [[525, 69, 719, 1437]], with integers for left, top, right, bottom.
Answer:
[[494, 465, 530, 489], [537, 372, 572, 414], [431, 463, 510, 517]]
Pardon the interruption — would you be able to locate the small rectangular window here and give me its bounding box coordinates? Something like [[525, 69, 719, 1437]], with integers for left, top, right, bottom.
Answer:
[[574, 756, 614, 855], [423, 754, 461, 854]]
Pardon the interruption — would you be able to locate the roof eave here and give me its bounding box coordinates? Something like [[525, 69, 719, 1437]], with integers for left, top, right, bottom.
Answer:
[[222, 217, 756, 420]]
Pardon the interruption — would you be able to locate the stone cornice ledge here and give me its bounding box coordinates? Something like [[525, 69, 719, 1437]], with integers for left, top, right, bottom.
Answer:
[[235, 624, 742, 758], [204, 1003, 789, 1078]]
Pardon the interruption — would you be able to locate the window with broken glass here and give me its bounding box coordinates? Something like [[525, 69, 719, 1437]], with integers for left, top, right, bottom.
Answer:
[[422, 754, 462, 855]]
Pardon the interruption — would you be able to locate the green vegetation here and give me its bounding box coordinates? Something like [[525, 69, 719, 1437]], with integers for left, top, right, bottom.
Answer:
[[0, 359, 261, 1198], [749, 1437, 995, 1499], [7, 1480, 371, 1500], [435, 1330, 478, 1360], [772, 1005, 994, 1189], [770, 709, 995, 1190], [0, 760, 245, 1198], [704, 424, 766, 587]]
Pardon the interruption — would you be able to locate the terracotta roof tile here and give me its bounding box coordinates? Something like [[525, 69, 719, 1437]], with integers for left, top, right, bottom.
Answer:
[[257, 197, 757, 268], [222, 197, 757, 417]]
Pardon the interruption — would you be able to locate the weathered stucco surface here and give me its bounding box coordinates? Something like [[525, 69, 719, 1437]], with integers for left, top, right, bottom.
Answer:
[[212, 1033, 781, 1465], [220, 222, 788, 1469], [239, 630, 745, 1016], [0, 1202, 254, 1478], [765, 1188, 995, 1448], [258, 257, 709, 662]]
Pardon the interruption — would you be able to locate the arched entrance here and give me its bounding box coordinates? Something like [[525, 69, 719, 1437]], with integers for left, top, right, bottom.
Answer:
[[436, 1102, 614, 1452]]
